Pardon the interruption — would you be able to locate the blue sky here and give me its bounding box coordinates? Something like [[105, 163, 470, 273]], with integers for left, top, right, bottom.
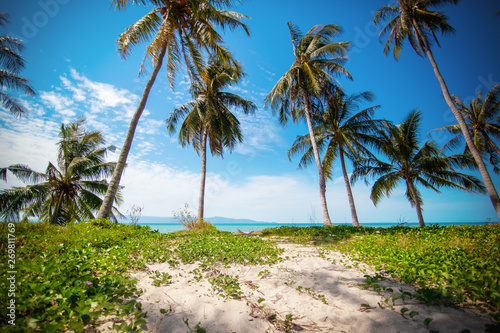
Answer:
[[0, 0, 499, 223]]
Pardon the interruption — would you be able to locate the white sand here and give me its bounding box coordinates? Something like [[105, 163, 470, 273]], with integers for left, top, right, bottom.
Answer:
[[102, 241, 494, 332]]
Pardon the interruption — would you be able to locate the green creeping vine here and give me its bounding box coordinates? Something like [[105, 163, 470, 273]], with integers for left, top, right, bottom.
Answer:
[[0, 220, 283, 332], [208, 274, 243, 299]]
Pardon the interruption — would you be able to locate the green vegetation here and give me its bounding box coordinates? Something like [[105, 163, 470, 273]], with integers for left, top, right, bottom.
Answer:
[[263, 224, 500, 319], [0, 220, 282, 332]]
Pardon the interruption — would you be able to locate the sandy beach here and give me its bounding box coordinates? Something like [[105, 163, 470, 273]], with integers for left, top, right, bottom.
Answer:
[[94, 240, 494, 333]]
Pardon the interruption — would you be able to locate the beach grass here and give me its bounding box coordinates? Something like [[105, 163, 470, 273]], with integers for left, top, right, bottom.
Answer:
[[1, 220, 499, 332]]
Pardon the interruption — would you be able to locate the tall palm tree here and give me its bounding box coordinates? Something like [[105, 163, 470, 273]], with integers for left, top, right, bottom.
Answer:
[[433, 84, 500, 174], [0, 119, 123, 224], [288, 91, 383, 227], [264, 22, 352, 226], [0, 12, 36, 116], [166, 57, 256, 221], [352, 110, 485, 227], [374, 0, 500, 219], [97, 0, 250, 219]]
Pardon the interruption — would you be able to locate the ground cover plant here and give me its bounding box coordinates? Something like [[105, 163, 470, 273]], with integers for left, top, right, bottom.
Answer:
[[263, 224, 500, 321], [0, 220, 282, 332]]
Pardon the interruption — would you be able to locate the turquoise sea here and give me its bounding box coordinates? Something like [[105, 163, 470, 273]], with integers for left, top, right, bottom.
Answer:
[[134, 221, 490, 234]]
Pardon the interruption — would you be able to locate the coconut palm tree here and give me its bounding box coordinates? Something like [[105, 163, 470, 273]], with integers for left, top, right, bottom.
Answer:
[[433, 84, 500, 174], [166, 57, 256, 221], [352, 110, 486, 227], [264, 22, 352, 225], [97, 0, 250, 219], [374, 0, 500, 219], [0, 12, 36, 116], [288, 91, 384, 227], [0, 119, 122, 224]]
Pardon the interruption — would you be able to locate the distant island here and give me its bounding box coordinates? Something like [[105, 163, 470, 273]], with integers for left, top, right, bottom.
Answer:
[[122, 216, 280, 225]]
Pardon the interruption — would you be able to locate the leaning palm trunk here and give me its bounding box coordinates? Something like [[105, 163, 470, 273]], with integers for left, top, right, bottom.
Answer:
[[302, 89, 332, 226], [339, 149, 359, 227], [416, 23, 500, 219], [198, 130, 208, 222], [407, 179, 425, 227], [97, 43, 168, 219]]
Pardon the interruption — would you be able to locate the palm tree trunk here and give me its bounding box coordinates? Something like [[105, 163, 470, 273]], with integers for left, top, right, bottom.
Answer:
[[198, 129, 208, 222], [407, 180, 425, 227], [415, 23, 500, 220], [339, 148, 359, 227], [97, 43, 168, 220], [301, 89, 332, 226]]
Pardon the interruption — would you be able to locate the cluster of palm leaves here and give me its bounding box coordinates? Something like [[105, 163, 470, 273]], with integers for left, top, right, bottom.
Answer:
[[0, 119, 122, 224], [0, 12, 35, 115]]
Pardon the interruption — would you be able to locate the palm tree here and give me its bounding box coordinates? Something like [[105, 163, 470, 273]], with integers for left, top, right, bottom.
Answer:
[[97, 0, 250, 219], [264, 22, 352, 226], [0, 12, 36, 116], [433, 84, 500, 174], [374, 0, 500, 219], [288, 91, 383, 227], [352, 110, 486, 227], [0, 119, 122, 225], [166, 57, 256, 221]]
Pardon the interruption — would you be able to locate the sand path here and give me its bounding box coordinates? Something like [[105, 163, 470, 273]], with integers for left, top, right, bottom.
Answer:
[[114, 241, 492, 332]]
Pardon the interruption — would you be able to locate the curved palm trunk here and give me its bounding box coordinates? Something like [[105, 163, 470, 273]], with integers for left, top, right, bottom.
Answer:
[[407, 179, 425, 227], [197, 130, 208, 222], [415, 23, 500, 220], [339, 148, 359, 227], [97, 43, 168, 220], [301, 89, 332, 226]]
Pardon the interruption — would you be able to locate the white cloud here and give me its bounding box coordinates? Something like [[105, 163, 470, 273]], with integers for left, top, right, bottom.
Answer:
[[40, 91, 75, 118], [0, 110, 59, 187]]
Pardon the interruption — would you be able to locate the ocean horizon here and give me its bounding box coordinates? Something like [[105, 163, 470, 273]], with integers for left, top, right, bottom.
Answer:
[[124, 219, 492, 234]]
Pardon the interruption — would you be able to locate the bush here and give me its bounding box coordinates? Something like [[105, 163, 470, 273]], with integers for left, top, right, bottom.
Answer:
[[172, 204, 216, 232]]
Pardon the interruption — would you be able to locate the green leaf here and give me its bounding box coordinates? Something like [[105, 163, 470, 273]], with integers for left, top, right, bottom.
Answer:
[[409, 311, 419, 319]]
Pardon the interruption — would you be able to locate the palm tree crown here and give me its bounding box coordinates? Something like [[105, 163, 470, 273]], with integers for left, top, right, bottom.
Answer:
[[434, 84, 500, 173], [352, 110, 485, 227], [0, 12, 36, 116], [115, 0, 249, 87], [374, 0, 457, 59], [167, 57, 256, 221], [264, 22, 352, 226], [0, 119, 122, 224]]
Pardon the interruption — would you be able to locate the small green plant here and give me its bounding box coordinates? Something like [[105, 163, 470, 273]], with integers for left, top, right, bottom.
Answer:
[[258, 269, 271, 278], [208, 274, 243, 299], [149, 270, 172, 287], [184, 318, 206, 333], [283, 314, 294, 333]]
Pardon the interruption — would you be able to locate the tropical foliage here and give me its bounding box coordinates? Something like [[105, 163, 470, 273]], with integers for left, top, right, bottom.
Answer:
[[0, 119, 122, 224], [433, 84, 500, 174], [0, 12, 36, 116], [97, 0, 251, 219], [288, 91, 384, 227], [265, 22, 351, 225], [374, 0, 500, 219], [166, 57, 256, 221], [352, 110, 486, 227]]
